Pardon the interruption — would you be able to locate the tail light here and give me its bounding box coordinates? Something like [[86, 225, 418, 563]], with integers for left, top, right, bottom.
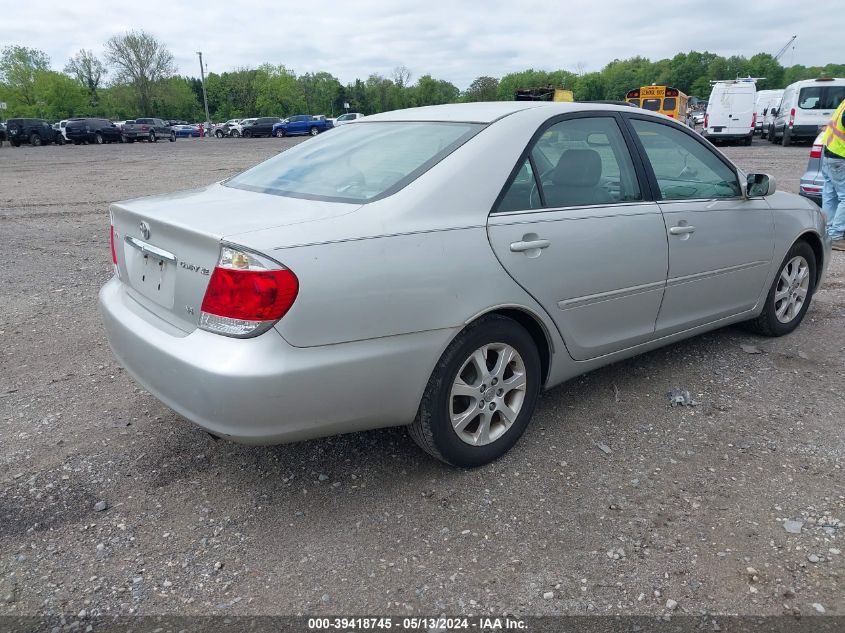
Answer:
[[200, 245, 299, 338], [788, 108, 795, 128], [751, 113, 757, 129], [810, 144, 822, 159], [704, 114, 709, 129], [666, 113, 674, 118], [109, 212, 120, 277], [140, 125, 149, 131]]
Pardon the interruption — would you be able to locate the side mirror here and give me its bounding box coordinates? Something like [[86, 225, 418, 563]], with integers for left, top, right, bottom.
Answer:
[[746, 173, 776, 197]]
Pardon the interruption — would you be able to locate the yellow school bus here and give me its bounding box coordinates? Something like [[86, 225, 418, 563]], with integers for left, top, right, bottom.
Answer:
[[626, 85, 689, 120]]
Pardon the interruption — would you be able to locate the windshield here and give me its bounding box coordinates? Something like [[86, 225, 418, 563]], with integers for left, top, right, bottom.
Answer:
[[798, 85, 845, 110], [225, 121, 482, 203]]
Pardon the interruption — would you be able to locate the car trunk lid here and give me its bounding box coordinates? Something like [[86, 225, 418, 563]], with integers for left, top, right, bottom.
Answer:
[[111, 183, 360, 332]]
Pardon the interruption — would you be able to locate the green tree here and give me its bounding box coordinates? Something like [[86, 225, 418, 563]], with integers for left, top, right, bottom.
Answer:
[[463, 76, 499, 102], [255, 64, 305, 116], [33, 70, 89, 119], [105, 31, 176, 115], [412, 74, 459, 106], [0, 46, 51, 111], [64, 49, 106, 107]]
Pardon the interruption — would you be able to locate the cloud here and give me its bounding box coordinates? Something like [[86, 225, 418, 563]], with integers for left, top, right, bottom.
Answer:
[[4, 0, 841, 89]]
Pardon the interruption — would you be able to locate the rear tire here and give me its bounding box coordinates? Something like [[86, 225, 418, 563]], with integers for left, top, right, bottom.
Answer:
[[215, 130, 224, 138], [243, 130, 251, 138], [744, 240, 816, 337], [30, 133, 42, 147], [743, 134, 752, 146], [309, 126, 319, 136], [231, 130, 241, 138], [409, 315, 541, 468], [149, 132, 157, 143], [275, 128, 285, 138], [95, 133, 103, 145], [170, 132, 176, 142], [781, 128, 791, 147]]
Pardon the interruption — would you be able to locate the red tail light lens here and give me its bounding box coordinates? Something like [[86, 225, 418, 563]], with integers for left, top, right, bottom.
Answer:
[[751, 113, 757, 129], [789, 108, 795, 128], [110, 224, 117, 264], [199, 246, 298, 338], [810, 144, 822, 159], [704, 114, 709, 129]]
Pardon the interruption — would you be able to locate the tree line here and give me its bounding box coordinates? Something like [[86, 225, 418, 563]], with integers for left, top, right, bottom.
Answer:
[[2, 32, 844, 122]]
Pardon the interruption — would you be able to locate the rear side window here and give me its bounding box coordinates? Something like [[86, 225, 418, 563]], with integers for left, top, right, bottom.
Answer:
[[798, 85, 845, 110], [496, 116, 642, 212], [630, 119, 741, 200], [226, 121, 482, 203]]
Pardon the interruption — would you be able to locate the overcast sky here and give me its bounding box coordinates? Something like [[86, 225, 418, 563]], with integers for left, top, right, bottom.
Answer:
[[5, 0, 843, 89]]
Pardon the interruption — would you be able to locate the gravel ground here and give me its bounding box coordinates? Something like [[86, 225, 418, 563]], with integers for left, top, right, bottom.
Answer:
[[1, 136, 843, 620]]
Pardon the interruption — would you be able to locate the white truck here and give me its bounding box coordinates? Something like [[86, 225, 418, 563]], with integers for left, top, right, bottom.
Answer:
[[702, 80, 756, 146], [754, 89, 783, 138]]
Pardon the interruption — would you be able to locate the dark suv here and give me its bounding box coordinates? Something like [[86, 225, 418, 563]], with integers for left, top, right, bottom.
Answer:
[[6, 118, 60, 147], [242, 117, 282, 138], [66, 118, 122, 144]]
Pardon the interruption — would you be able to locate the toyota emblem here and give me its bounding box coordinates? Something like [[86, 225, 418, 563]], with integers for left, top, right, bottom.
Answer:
[[139, 221, 150, 240]]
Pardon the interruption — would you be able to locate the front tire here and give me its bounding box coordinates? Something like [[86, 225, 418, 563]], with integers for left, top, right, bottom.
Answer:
[[309, 126, 319, 136], [149, 132, 157, 143], [275, 128, 285, 138], [409, 315, 541, 467], [745, 241, 816, 337], [231, 129, 240, 138], [30, 133, 42, 147], [215, 130, 224, 138], [170, 132, 176, 142], [95, 133, 103, 145]]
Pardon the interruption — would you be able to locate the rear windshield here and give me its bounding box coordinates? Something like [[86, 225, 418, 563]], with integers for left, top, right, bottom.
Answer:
[[225, 121, 483, 203], [663, 97, 677, 110], [135, 118, 154, 124], [798, 85, 845, 110]]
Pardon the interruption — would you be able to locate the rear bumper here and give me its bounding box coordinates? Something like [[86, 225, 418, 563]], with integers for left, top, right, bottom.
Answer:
[[799, 175, 823, 206], [788, 125, 821, 140], [702, 130, 752, 141], [98, 277, 453, 444]]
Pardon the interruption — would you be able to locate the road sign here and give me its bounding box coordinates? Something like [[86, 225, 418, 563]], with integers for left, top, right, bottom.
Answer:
[[0, 102, 6, 110]]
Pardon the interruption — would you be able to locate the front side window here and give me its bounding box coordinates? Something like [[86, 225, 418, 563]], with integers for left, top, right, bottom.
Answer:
[[630, 118, 741, 200], [496, 116, 642, 212], [226, 121, 481, 203]]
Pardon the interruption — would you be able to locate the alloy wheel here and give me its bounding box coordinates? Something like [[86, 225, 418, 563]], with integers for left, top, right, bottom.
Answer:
[[774, 256, 810, 324], [449, 343, 527, 446]]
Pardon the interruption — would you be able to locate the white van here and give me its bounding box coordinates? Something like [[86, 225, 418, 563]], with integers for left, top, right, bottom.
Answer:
[[771, 77, 845, 146], [754, 89, 783, 137], [703, 80, 756, 145]]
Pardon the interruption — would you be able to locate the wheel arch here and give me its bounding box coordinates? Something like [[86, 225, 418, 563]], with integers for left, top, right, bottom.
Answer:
[[463, 305, 554, 386], [796, 230, 825, 286]]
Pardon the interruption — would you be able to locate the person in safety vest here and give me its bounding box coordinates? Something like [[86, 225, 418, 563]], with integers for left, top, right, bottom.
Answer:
[[820, 98, 845, 251]]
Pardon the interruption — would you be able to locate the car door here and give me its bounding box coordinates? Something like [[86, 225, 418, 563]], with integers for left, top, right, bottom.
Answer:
[[625, 115, 774, 335], [487, 113, 669, 361]]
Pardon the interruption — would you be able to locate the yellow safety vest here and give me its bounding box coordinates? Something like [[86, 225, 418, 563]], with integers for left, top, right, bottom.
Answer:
[[821, 99, 845, 158]]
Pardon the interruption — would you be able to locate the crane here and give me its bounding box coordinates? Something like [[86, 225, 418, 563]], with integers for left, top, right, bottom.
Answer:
[[773, 36, 797, 62]]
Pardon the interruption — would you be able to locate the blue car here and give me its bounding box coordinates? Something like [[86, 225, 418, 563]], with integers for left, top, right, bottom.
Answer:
[[272, 115, 333, 138], [173, 124, 200, 138]]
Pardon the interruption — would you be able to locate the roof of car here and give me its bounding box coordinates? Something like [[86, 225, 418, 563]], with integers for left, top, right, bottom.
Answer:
[[362, 101, 633, 124]]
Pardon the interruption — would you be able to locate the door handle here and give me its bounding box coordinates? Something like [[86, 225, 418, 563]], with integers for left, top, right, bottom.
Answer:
[[510, 239, 551, 252], [669, 225, 696, 235]]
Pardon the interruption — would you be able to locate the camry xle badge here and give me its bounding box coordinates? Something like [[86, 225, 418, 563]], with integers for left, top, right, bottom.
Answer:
[[139, 221, 150, 240]]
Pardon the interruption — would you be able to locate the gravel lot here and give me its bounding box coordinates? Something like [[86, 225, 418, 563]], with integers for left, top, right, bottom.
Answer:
[[1, 135, 843, 620]]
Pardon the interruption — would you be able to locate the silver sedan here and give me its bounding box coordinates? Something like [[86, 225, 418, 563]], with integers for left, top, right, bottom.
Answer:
[[99, 102, 831, 467]]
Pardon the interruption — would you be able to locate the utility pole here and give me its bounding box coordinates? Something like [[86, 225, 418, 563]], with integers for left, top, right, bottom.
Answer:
[[196, 51, 211, 136]]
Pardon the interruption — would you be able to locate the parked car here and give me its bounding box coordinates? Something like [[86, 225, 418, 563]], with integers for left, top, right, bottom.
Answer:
[[227, 118, 256, 138], [334, 112, 364, 126], [799, 132, 825, 206], [173, 124, 201, 138], [242, 117, 282, 138], [5, 118, 61, 147], [770, 77, 845, 146], [0, 122, 6, 146], [213, 119, 241, 137], [66, 118, 122, 144], [702, 80, 756, 145], [100, 101, 830, 468], [272, 115, 333, 137], [122, 118, 175, 143]]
